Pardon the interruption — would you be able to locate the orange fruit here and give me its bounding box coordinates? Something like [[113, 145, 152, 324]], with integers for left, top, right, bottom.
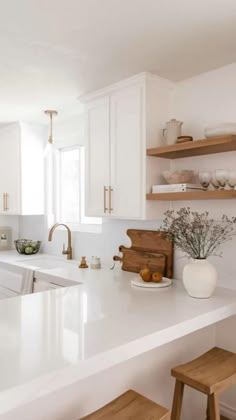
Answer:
[[152, 272, 163, 283], [140, 268, 152, 282]]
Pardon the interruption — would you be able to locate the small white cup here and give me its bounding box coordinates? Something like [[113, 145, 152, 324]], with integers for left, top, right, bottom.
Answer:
[[90, 256, 101, 269]]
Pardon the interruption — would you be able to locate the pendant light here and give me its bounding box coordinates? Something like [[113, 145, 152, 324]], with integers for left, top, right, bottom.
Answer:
[[44, 110, 58, 145]]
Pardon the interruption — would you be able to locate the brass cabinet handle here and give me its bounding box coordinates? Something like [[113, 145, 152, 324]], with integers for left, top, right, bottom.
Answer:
[[5, 193, 9, 211], [108, 186, 113, 214], [3, 193, 6, 211], [103, 186, 108, 213], [3, 193, 9, 211]]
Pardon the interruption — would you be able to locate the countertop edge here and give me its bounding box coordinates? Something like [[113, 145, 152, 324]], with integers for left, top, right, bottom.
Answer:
[[0, 300, 235, 415]]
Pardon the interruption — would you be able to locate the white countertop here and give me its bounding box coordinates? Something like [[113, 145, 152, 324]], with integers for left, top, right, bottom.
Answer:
[[0, 251, 236, 413]]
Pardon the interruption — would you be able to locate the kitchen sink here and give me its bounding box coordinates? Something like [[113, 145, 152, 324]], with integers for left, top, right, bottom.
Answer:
[[15, 255, 82, 287], [15, 255, 78, 270]]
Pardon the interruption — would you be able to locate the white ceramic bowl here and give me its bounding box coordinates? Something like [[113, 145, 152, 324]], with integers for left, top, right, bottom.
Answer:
[[162, 170, 194, 184], [204, 123, 236, 138]]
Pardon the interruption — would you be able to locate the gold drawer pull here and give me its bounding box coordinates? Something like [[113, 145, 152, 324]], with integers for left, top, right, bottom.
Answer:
[[5, 193, 9, 211], [3, 193, 6, 211], [3, 193, 9, 211], [104, 186, 108, 213], [109, 186, 113, 214]]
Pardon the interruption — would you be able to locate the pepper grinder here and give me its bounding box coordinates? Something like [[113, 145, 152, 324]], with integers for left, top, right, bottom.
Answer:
[[79, 256, 88, 269]]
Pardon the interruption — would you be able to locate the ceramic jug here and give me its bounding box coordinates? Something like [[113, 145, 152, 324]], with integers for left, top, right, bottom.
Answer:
[[163, 118, 183, 145]]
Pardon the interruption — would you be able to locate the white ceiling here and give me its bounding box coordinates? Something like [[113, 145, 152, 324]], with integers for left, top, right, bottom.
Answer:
[[0, 0, 236, 123]]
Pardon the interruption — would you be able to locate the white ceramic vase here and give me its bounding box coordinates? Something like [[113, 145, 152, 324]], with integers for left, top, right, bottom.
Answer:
[[183, 259, 217, 299]]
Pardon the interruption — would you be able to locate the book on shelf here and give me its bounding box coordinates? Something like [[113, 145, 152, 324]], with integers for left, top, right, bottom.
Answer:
[[151, 183, 203, 193]]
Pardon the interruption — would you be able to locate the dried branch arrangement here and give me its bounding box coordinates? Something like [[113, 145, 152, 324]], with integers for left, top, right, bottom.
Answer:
[[162, 207, 236, 259]]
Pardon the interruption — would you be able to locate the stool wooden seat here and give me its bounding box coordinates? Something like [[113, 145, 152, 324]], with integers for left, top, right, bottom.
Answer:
[[171, 347, 236, 420], [81, 389, 170, 420]]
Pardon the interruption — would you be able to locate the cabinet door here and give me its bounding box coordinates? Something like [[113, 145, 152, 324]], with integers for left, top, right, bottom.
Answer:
[[20, 123, 45, 215], [85, 97, 110, 216], [33, 279, 62, 293], [110, 85, 144, 219], [0, 124, 21, 215]]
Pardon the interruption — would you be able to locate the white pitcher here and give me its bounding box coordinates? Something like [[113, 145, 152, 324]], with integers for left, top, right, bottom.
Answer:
[[163, 118, 183, 145]]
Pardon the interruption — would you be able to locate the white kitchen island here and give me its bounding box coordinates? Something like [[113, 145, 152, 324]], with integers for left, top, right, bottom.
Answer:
[[0, 253, 236, 419]]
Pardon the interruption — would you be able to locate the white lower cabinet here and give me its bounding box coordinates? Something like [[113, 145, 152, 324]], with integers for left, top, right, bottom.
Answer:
[[33, 279, 63, 293], [0, 122, 45, 215], [0, 286, 19, 299], [83, 73, 173, 220]]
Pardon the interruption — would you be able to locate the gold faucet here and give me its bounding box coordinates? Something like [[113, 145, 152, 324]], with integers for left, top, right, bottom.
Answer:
[[48, 223, 73, 260]]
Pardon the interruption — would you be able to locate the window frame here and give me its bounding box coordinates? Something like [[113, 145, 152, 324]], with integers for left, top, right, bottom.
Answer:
[[46, 145, 102, 233]]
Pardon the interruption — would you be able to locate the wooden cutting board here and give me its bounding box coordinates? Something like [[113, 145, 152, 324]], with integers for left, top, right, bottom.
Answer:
[[126, 229, 174, 278], [114, 247, 166, 274], [114, 229, 173, 278]]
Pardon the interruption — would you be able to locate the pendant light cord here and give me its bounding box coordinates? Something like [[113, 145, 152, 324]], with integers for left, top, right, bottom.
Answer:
[[44, 110, 58, 144]]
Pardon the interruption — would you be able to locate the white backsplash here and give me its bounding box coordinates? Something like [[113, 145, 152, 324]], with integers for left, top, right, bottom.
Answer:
[[19, 214, 236, 290], [0, 215, 19, 247], [19, 215, 162, 267]]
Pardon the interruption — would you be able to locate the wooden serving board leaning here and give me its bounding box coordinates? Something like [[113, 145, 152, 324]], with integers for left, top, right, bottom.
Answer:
[[113, 229, 173, 278]]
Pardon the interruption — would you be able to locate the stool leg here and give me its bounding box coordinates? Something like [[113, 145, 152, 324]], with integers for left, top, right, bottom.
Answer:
[[206, 396, 210, 420], [208, 393, 220, 420], [171, 380, 184, 420]]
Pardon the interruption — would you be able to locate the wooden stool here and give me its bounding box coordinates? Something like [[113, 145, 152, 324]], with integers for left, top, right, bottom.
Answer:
[[81, 389, 170, 420], [171, 347, 236, 420]]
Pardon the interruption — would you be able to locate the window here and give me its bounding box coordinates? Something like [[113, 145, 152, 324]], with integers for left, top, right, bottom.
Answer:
[[46, 145, 101, 232], [59, 147, 80, 223]]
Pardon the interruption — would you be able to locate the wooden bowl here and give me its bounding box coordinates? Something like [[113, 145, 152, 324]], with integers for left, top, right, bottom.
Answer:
[[177, 136, 193, 143]]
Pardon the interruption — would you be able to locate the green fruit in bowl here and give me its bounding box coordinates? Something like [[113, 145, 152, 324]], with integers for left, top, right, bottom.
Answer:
[[24, 246, 33, 254], [19, 244, 25, 253], [15, 239, 40, 254]]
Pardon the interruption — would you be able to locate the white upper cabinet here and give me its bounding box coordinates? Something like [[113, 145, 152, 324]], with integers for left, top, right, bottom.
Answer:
[[0, 124, 21, 215], [85, 97, 110, 216], [110, 85, 143, 219], [0, 122, 45, 215], [82, 73, 173, 219]]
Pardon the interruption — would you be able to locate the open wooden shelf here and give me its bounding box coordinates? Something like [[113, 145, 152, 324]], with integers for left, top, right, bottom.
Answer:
[[146, 190, 236, 201], [147, 135, 236, 159]]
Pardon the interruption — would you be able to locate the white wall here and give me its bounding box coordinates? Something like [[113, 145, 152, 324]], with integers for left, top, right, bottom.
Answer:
[[171, 63, 236, 138], [170, 63, 236, 289], [19, 215, 162, 266], [53, 113, 86, 148]]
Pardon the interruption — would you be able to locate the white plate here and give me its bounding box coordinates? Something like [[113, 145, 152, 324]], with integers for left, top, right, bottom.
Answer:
[[205, 123, 236, 137], [131, 277, 172, 288]]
